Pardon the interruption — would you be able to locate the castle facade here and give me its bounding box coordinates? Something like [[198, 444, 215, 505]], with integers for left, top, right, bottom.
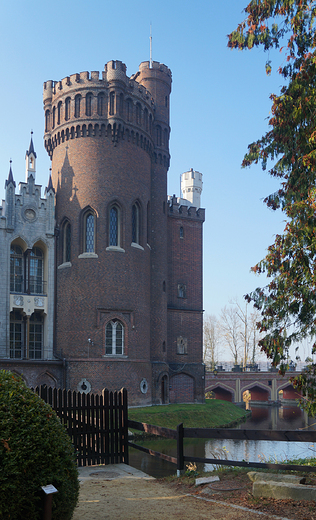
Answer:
[[0, 59, 205, 405]]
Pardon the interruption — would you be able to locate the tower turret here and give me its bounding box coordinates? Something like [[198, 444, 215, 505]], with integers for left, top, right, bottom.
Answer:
[[181, 168, 203, 209], [135, 61, 172, 154]]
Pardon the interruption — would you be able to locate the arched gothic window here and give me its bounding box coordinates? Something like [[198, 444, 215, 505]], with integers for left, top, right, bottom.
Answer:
[[132, 203, 140, 244], [156, 125, 162, 146], [65, 97, 71, 121], [57, 101, 62, 124], [75, 95, 81, 118], [86, 93, 92, 116], [109, 205, 120, 247], [180, 226, 184, 239], [126, 99, 132, 122], [45, 110, 50, 132], [52, 106, 56, 129], [97, 93, 105, 116], [63, 221, 71, 263], [109, 92, 115, 115], [136, 103, 141, 125], [105, 320, 124, 355], [164, 128, 168, 148], [84, 212, 95, 253], [119, 93, 124, 116], [10, 245, 23, 293], [144, 108, 148, 131], [177, 283, 186, 298], [28, 248, 43, 294]]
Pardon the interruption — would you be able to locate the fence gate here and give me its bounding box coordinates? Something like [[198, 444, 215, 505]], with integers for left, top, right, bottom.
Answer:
[[34, 386, 129, 467]]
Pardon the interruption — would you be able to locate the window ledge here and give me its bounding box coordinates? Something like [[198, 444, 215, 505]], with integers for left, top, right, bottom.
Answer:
[[78, 252, 98, 259], [102, 354, 128, 359], [106, 246, 125, 253], [131, 242, 144, 251], [58, 262, 72, 270]]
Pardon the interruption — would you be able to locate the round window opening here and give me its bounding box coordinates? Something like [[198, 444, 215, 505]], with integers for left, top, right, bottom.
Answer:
[[77, 378, 91, 394], [140, 378, 148, 394]]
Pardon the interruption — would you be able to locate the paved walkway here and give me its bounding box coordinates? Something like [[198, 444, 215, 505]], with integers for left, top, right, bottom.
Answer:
[[77, 463, 155, 482], [73, 464, 291, 520]]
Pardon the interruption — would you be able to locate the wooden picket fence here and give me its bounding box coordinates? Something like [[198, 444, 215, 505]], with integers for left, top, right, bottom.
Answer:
[[33, 386, 128, 467]]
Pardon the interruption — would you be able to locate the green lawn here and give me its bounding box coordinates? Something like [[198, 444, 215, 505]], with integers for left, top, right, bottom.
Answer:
[[128, 399, 249, 430]]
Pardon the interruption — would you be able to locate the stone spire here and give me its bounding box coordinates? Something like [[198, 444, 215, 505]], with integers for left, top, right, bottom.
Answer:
[[5, 161, 16, 188], [25, 132, 37, 182]]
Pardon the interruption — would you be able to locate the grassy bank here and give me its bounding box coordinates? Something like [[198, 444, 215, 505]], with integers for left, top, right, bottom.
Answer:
[[128, 399, 250, 430]]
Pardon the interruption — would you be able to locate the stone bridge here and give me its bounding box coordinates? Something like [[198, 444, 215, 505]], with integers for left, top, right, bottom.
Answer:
[[205, 370, 302, 404]]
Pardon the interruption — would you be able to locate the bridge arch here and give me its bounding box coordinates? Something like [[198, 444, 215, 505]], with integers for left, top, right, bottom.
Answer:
[[205, 383, 235, 402], [277, 381, 302, 400], [240, 380, 271, 402]]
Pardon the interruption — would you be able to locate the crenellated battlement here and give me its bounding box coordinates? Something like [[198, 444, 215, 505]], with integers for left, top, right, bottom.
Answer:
[[43, 59, 172, 159], [168, 195, 205, 221], [43, 62, 155, 102], [139, 61, 172, 79]]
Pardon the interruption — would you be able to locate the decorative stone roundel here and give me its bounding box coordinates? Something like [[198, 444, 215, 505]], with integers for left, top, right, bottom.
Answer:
[[140, 378, 148, 394], [13, 295, 24, 306], [77, 378, 91, 394], [23, 208, 36, 221]]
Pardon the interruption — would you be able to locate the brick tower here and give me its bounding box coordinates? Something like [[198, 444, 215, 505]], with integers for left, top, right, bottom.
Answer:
[[43, 59, 204, 404]]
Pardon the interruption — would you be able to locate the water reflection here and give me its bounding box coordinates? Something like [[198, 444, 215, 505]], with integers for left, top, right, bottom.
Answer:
[[129, 404, 316, 479]]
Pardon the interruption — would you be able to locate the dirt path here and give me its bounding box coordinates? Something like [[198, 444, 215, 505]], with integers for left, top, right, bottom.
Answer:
[[72, 477, 286, 520]]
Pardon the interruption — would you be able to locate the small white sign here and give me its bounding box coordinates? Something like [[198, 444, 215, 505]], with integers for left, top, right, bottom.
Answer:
[[41, 485, 58, 495]]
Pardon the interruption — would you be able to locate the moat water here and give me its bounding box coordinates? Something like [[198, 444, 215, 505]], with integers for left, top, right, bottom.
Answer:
[[128, 403, 316, 478]]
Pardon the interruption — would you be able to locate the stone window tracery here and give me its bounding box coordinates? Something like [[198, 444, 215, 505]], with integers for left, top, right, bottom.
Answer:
[[105, 319, 124, 355]]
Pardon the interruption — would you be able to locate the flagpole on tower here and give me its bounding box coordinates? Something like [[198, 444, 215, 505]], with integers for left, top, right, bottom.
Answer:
[[150, 23, 153, 68]]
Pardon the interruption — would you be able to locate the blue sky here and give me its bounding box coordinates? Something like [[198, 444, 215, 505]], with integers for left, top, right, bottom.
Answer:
[[0, 1, 287, 331]]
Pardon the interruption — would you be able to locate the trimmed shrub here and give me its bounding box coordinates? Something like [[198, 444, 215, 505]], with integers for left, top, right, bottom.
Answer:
[[0, 370, 79, 520]]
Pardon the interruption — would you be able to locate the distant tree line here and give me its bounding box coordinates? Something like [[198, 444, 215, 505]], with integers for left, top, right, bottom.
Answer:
[[203, 300, 266, 370]]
